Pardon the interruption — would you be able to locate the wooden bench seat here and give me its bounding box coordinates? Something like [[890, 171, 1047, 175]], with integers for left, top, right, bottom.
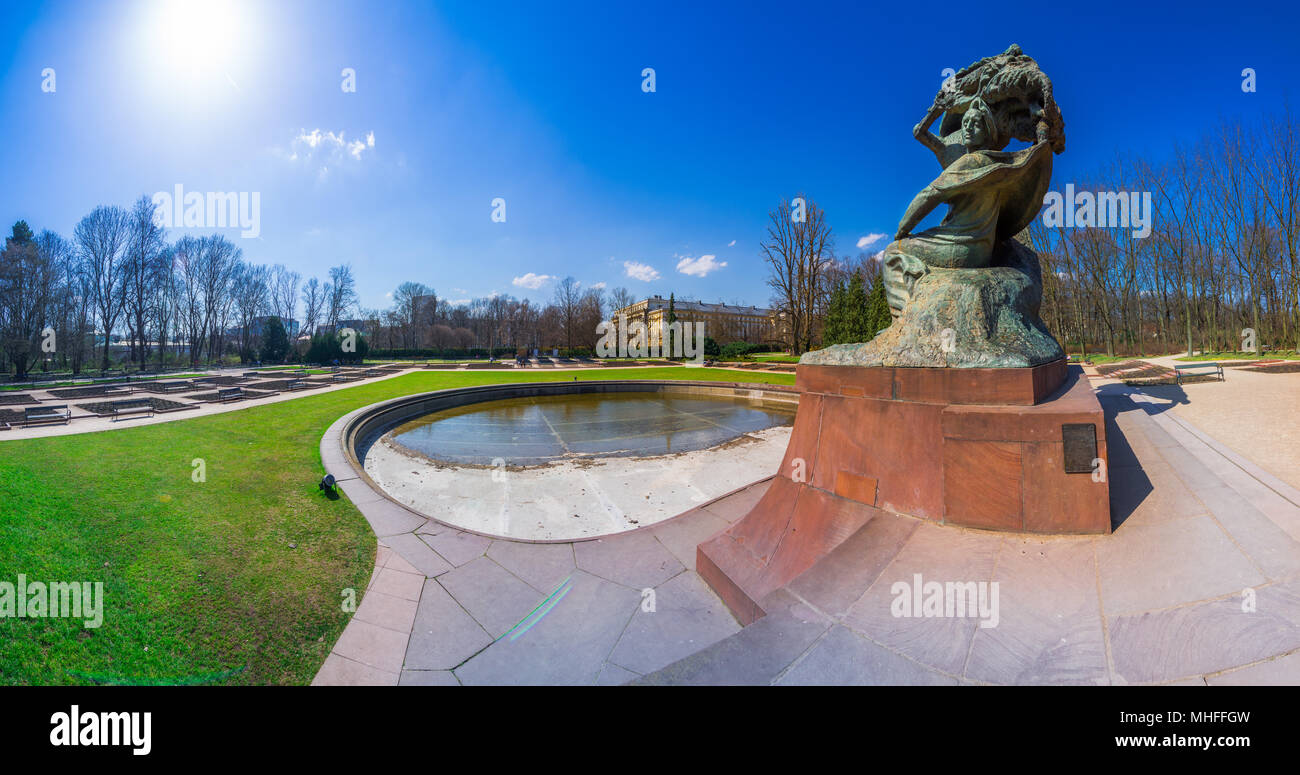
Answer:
[[217, 387, 244, 402]]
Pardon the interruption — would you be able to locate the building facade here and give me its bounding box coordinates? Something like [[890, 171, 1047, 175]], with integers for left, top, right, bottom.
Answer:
[[610, 296, 781, 347]]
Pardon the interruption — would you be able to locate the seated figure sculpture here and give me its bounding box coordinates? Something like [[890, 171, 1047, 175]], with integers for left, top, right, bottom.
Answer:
[[804, 44, 1067, 368]]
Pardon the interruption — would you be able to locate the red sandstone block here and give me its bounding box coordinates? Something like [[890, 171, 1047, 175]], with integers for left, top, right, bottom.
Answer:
[[779, 393, 824, 482], [942, 438, 1024, 530], [834, 471, 879, 505], [1020, 440, 1111, 534], [696, 544, 762, 625], [696, 480, 878, 625], [810, 394, 946, 520], [796, 365, 893, 398]]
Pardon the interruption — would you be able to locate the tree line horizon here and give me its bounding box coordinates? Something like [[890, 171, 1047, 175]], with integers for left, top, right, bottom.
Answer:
[[2, 108, 1296, 377]]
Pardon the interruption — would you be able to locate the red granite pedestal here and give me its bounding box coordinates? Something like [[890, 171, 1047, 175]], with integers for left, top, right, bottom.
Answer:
[[697, 359, 1110, 625]]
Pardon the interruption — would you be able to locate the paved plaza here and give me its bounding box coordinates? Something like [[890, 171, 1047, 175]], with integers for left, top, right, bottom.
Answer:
[[316, 367, 1300, 685]]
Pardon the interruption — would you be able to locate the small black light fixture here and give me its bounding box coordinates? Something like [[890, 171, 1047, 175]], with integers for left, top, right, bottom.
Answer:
[[319, 474, 336, 494]]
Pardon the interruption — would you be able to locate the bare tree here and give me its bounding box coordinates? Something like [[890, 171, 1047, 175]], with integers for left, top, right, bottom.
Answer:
[[392, 281, 434, 349], [608, 286, 635, 313], [123, 195, 166, 367], [552, 276, 581, 351], [762, 194, 835, 354], [301, 277, 323, 338], [268, 265, 301, 334], [232, 262, 269, 362], [325, 264, 358, 331], [74, 205, 130, 371]]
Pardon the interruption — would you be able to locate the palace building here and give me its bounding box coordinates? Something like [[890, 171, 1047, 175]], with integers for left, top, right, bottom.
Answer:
[[610, 296, 782, 347]]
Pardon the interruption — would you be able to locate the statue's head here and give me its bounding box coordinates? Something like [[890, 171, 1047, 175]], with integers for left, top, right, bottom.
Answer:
[[961, 98, 999, 151]]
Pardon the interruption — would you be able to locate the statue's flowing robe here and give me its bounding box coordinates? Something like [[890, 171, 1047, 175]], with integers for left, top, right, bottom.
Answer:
[[897, 140, 1053, 269]]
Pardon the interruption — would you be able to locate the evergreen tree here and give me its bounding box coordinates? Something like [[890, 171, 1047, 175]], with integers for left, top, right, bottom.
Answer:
[[865, 271, 893, 337], [7, 220, 34, 247], [844, 272, 870, 342], [260, 316, 290, 363], [822, 279, 849, 346], [666, 293, 676, 358]]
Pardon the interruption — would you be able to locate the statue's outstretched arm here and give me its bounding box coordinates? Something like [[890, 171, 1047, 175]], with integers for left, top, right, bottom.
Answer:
[[912, 105, 946, 160], [895, 184, 943, 240]]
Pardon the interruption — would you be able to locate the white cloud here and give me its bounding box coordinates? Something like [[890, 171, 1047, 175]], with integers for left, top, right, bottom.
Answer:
[[288, 128, 376, 167], [872, 250, 884, 262], [448, 298, 470, 306], [624, 261, 660, 282], [590, 281, 606, 290], [727, 239, 736, 247], [856, 233, 887, 249], [512, 272, 553, 289], [676, 254, 727, 277]]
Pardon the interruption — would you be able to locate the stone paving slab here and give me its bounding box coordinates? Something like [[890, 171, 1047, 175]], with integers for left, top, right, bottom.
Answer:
[[574, 530, 685, 590], [312, 653, 399, 686], [776, 625, 957, 686], [399, 669, 461, 686], [1108, 578, 1300, 684], [437, 557, 551, 638], [1096, 515, 1265, 615], [842, 524, 1002, 676], [633, 590, 832, 685], [965, 538, 1108, 685], [606, 572, 741, 675], [417, 524, 492, 568], [403, 579, 492, 671], [1207, 650, 1300, 685], [455, 570, 642, 685], [485, 541, 576, 594]]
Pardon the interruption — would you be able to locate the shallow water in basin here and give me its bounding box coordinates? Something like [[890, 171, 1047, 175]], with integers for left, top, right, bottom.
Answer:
[[385, 391, 795, 466]]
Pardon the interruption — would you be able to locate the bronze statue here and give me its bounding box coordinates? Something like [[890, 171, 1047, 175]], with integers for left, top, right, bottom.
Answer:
[[805, 45, 1067, 368]]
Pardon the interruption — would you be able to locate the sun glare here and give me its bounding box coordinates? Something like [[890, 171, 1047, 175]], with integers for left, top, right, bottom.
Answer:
[[141, 0, 256, 95]]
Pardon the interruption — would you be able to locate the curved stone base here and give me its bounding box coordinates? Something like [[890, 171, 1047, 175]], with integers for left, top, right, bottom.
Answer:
[[698, 360, 1110, 624]]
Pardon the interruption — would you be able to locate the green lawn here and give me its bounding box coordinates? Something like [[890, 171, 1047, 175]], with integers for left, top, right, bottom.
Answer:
[[0, 367, 793, 685]]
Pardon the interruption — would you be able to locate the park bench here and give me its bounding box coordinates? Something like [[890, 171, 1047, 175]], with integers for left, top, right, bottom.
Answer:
[[363, 369, 381, 377], [24, 404, 71, 427], [156, 380, 191, 393], [109, 398, 154, 421], [1174, 362, 1225, 385], [217, 387, 244, 403], [286, 379, 310, 391]]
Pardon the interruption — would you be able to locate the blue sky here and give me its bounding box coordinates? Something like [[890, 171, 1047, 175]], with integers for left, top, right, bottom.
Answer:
[[1, 0, 1297, 311]]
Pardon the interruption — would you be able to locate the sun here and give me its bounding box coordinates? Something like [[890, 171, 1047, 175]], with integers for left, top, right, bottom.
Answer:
[[140, 0, 256, 93]]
